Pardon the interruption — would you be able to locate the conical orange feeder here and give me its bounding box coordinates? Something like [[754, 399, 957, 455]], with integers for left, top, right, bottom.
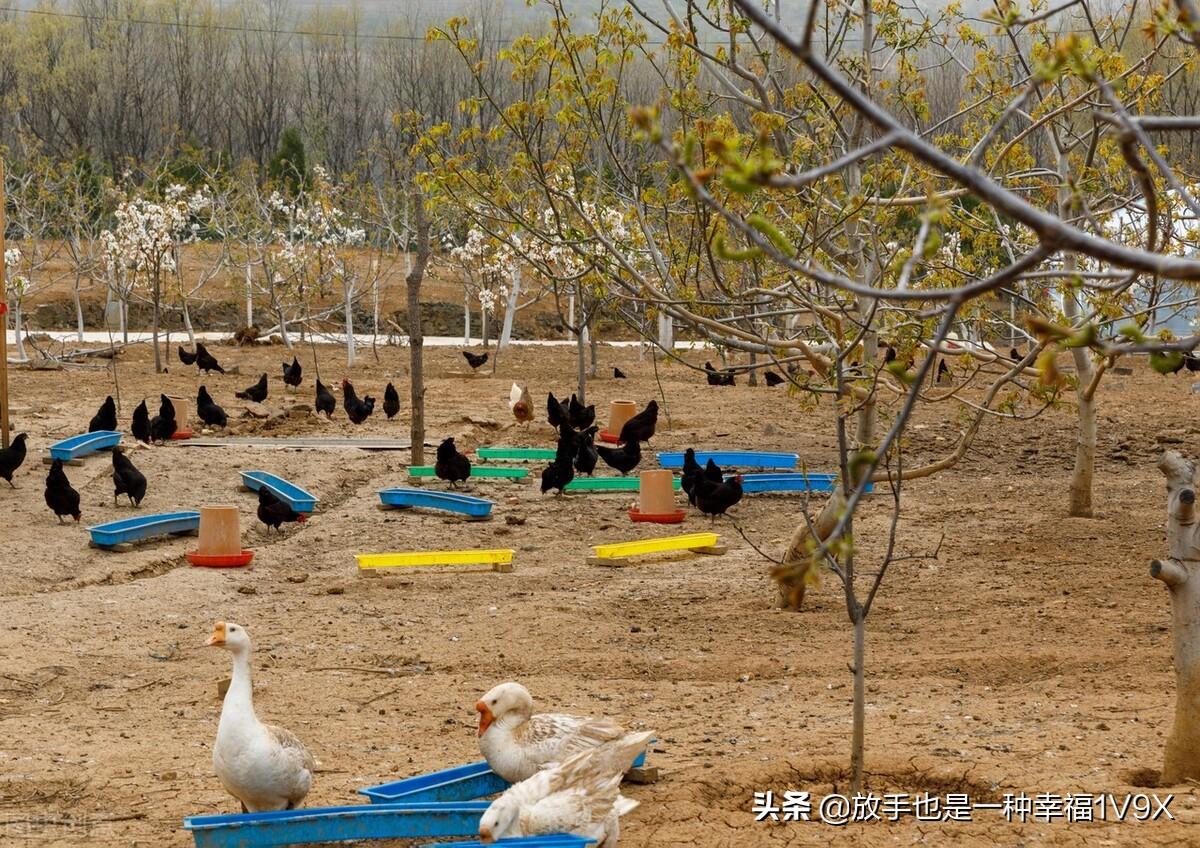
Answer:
[[600, 399, 638, 444], [629, 469, 685, 523], [166, 394, 194, 440], [187, 505, 254, 567]]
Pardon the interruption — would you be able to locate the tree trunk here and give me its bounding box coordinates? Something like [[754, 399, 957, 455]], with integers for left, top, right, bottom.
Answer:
[[576, 317, 587, 405], [1153, 451, 1200, 784], [152, 276, 163, 373], [589, 313, 598, 378], [245, 265, 254, 327], [499, 266, 520, 350], [182, 297, 196, 347], [482, 308, 490, 348], [1063, 280, 1095, 517], [344, 285, 356, 367], [850, 607, 866, 795], [120, 297, 128, 344], [406, 193, 431, 466], [463, 293, 471, 345], [11, 301, 26, 361], [73, 275, 86, 341]]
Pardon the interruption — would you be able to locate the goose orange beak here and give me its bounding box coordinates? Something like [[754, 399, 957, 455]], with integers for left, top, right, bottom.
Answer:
[[479, 826, 494, 843], [476, 701, 494, 736], [205, 622, 227, 647]]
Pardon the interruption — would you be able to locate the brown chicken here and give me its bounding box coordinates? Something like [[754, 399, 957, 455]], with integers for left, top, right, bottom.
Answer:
[[509, 383, 534, 425]]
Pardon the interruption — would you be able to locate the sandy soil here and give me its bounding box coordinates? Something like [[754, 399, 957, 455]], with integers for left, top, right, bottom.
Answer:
[[0, 339, 1197, 847]]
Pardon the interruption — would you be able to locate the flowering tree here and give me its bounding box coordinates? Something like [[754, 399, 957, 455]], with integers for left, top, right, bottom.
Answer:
[[267, 166, 367, 365], [100, 184, 209, 371]]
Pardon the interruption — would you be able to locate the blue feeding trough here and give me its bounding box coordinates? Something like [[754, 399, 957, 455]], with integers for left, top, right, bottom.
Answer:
[[657, 450, 798, 470], [426, 837, 595, 848], [49, 430, 122, 461], [241, 471, 318, 514], [361, 752, 649, 806], [378, 487, 495, 519], [736, 473, 874, 494], [183, 801, 490, 848], [361, 761, 508, 805], [87, 511, 201, 548]]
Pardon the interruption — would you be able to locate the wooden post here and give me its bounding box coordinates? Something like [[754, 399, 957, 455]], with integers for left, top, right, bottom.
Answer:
[[406, 192, 431, 467], [0, 157, 8, 449], [1152, 451, 1200, 784]]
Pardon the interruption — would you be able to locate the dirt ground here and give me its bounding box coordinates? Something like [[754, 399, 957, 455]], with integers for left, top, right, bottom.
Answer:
[[0, 338, 1197, 847]]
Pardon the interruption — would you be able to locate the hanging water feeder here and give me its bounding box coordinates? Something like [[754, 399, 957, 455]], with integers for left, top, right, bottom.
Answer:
[[600, 399, 638, 443], [187, 505, 254, 567], [629, 469, 685, 523]]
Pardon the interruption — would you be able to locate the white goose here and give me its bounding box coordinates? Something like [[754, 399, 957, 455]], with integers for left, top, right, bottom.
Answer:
[[478, 730, 653, 846], [476, 682, 625, 783], [206, 621, 315, 812]]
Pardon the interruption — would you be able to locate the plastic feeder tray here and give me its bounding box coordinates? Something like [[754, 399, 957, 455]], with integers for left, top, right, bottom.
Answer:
[[565, 477, 681, 493], [475, 447, 557, 462], [87, 511, 201, 548], [240, 471, 318, 514], [737, 473, 874, 494], [591, 532, 720, 561], [428, 840, 589, 848], [49, 430, 122, 461], [656, 450, 798, 470], [183, 801, 490, 848], [356, 549, 515, 573], [378, 488, 495, 518], [361, 754, 650, 806], [360, 760, 508, 804], [408, 466, 529, 480]]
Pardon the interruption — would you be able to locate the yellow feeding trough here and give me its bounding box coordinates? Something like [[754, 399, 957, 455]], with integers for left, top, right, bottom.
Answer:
[[356, 548, 515, 575], [588, 532, 726, 568]]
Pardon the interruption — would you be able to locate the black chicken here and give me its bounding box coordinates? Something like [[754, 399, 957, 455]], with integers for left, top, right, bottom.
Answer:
[[315, 379, 337, 420], [574, 426, 599, 476], [257, 487, 307, 532], [196, 385, 228, 427], [547, 392, 569, 430], [44, 459, 81, 524], [680, 448, 704, 505], [884, 346, 897, 364], [180, 342, 224, 374], [1010, 347, 1022, 362], [694, 474, 743, 522], [342, 379, 375, 424], [111, 447, 147, 507], [1186, 354, 1200, 373], [764, 371, 785, 387], [613, 367, 627, 379], [704, 361, 736, 386], [462, 350, 489, 370], [236, 373, 268, 403], [0, 433, 29, 487], [383, 383, 401, 419], [566, 394, 595, 431], [936, 359, 951, 383], [542, 429, 578, 495], [282, 356, 303, 389], [618, 400, 658, 444], [435, 437, 472, 487], [88, 396, 117, 432], [131, 400, 151, 444], [150, 395, 177, 443], [596, 439, 641, 475]]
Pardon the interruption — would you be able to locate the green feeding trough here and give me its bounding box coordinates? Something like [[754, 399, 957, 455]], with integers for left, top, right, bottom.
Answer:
[[408, 466, 530, 480], [564, 476, 682, 493], [475, 447, 557, 462]]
